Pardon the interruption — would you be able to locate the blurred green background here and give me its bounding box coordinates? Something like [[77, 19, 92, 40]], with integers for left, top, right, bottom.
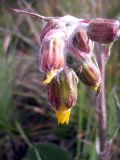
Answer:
[[0, 0, 120, 160]]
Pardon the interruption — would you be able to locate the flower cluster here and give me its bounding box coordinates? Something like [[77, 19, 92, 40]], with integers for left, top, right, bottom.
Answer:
[[38, 16, 120, 124]]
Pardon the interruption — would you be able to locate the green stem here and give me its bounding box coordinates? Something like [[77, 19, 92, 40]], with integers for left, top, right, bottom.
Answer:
[[15, 121, 42, 160], [76, 84, 85, 160]]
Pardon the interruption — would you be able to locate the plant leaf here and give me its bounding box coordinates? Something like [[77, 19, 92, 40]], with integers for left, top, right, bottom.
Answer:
[[26, 143, 72, 160]]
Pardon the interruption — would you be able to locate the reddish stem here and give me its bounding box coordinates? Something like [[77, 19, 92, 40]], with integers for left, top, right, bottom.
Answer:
[[96, 44, 109, 160], [98, 46, 106, 149]]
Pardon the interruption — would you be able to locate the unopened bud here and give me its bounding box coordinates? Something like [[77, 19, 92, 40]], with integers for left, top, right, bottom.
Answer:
[[73, 30, 93, 53], [87, 19, 120, 43], [47, 67, 78, 124], [76, 59, 101, 93], [39, 29, 66, 84]]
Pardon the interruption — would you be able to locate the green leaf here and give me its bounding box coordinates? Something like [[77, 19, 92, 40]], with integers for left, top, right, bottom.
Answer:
[[107, 92, 120, 139], [0, 39, 3, 55], [26, 143, 72, 160], [0, 56, 15, 131]]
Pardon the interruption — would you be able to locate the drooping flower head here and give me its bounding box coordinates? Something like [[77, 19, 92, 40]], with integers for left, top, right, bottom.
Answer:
[[87, 19, 120, 44], [76, 58, 101, 96], [39, 29, 66, 84], [67, 28, 94, 61], [47, 67, 78, 124], [73, 30, 93, 54]]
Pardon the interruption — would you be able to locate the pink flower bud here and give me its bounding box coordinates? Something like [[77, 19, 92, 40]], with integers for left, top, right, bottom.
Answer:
[[67, 30, 93, 61], [47, 67, 78, 124], [39, 29, 66, 84], [87, 19, 120, 43], [73, 30, 93, 53]]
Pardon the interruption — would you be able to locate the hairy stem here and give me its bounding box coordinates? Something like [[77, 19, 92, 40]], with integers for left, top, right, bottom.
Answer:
[[96, 44, 109, 160], [9, 8, 59, 21]]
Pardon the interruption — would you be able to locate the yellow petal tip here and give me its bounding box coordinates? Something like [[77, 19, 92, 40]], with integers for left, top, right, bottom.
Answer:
[[56, 108, 71, 125], [43, 78, 52, 84], [43, 69, 58, 84], [93, 84, 101, 97]]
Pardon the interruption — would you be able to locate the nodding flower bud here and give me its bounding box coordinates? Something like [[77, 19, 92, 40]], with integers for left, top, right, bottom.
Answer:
[[47, 67, 78, 124], [73, 30, 93, 53], [39, 29, 66, 84], [87, 19, 120, 43], [40, 19, 66, 42], [76, 58, 101, 94]]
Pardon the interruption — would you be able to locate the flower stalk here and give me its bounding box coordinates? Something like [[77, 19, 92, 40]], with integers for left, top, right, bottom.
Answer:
[[96, 44, 109, 160], [9, 8, 59, 21]]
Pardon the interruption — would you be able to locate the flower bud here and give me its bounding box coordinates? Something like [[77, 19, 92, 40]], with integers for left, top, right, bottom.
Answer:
[[87, 19, 120, 43], [73, 30, 93, 53], [39, 29, 66, 84], [47, 67, 78, 124], [76, 58, 101, 93]]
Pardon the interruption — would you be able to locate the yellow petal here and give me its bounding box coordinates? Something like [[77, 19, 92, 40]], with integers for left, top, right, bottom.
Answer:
[[43, 69, 58, 84], [55, 106, 71, 124]]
